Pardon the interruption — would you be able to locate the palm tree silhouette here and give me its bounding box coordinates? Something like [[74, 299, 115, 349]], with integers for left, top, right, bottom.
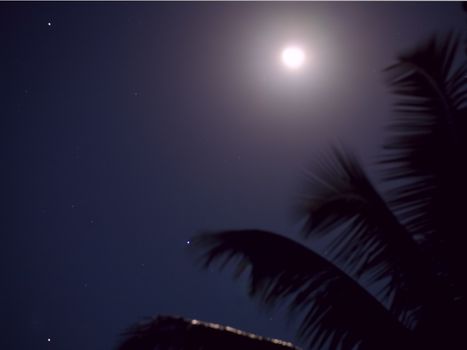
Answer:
[[117, 32, 467, 350]]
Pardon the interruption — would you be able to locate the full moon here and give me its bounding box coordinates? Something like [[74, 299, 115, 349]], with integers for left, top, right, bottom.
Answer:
[[281, 46, 305, 70]]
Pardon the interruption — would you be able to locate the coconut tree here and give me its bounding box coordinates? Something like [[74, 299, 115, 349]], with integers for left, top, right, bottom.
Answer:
[[117, 32, 467, 350]]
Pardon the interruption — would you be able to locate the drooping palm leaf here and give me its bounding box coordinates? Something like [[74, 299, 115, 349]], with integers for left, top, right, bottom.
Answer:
[[192, 230, 413, 350], [381, 32, 467, 297], [116, 315, 300, 350], [296, 146, 426, 326], [297, 147, 415, 273], [381, 32, 467, 234]]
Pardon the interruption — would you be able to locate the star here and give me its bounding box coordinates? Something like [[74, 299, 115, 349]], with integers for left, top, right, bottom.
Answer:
[[47, 22, 52, 27], [186, 240, 191, 245], [47, 338, 51, 342]]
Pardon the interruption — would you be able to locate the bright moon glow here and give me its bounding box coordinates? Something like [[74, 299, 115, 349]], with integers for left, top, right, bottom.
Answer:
[[281, 46, 305, 70]]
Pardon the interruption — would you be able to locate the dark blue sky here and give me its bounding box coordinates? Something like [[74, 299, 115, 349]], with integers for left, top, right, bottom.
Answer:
[[1, 2, 464, 350]]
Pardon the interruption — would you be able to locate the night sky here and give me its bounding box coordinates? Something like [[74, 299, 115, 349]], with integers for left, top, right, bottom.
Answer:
[[1, 2, 464, 350]]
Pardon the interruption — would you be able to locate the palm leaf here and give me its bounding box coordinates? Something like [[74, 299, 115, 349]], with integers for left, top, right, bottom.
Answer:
[[381, 32, 467, 236], [116, 315, 300, 350], [296, 146, 425, 326], [381, 32, 467, 296], [192, 230, 412, 350]]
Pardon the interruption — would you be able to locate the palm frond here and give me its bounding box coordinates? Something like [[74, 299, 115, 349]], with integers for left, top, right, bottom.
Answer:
[[192, 230, 412, 350], [381, 32, 467, 295], [116, 315, 300, 350], [381, 32, 467, 233], [296, 146, 424, 325]]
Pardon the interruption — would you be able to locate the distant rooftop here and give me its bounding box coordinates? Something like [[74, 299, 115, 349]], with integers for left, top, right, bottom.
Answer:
[[118, 315, 301, 350]]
